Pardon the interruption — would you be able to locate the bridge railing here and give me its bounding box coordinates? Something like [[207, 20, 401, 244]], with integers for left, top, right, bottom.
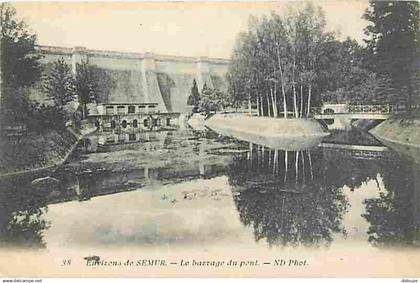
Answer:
[[311, 104, 409, 115], [347, 104, 408, 114], [310, 107, 323, 115]]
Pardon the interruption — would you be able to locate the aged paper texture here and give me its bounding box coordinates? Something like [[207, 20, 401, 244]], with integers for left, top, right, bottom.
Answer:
[[1, 0, 420, 278]]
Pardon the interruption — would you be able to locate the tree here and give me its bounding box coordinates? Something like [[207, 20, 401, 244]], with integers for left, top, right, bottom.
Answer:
[[75, 61, 99, 119], [43, 58, 76, 111], [319, 38, 394, 104], [198, 84, 228, 114], [187, 79, 200, 112], [363, 1, 420, 109], [0, 3, 42, 90], [0, 3, 42, 127], [227, 2, 330, 119]]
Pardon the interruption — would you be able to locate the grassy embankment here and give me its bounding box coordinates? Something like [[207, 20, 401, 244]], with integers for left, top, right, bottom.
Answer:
[[370, 118, 420, 148], [0, 129, 79, 176]]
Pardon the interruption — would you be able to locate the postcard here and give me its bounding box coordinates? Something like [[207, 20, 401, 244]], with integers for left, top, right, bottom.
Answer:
[[0, 0, 419, 279]]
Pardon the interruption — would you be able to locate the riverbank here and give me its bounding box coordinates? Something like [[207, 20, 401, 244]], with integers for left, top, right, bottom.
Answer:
[[0, 125, 96, 177], [205, 113, 329, 150], [369, 118, 420, 148]]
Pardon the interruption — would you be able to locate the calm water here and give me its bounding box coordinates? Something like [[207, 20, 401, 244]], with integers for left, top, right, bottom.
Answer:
[[1, 126, 420, 252]]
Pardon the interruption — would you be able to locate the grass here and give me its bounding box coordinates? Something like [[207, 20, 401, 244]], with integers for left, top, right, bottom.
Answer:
[[0, 129, 78, 175]]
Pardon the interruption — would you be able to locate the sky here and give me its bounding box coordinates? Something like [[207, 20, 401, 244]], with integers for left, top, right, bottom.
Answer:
[[13, 0, 370, 59]]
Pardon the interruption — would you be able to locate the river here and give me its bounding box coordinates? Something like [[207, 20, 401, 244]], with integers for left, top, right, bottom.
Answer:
[[0, 125, 419, 276]]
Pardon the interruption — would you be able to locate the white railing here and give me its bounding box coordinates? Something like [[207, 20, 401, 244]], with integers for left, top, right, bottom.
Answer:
[[348, 104, 397, 114], [311, 104, 411, 116]]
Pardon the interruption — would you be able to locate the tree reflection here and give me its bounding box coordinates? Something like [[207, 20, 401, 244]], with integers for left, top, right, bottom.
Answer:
[[0, 177, 50, 248], [362, 152, 420, 247], [228, 144, 350, 248], [322, 148, 381, 191]]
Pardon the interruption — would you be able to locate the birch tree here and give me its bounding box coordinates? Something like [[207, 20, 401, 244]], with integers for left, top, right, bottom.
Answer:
[[227, 2, 331, 119]]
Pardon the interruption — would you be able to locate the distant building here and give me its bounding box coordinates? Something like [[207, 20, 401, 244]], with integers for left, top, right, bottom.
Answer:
[[88, 102, 181, 132]]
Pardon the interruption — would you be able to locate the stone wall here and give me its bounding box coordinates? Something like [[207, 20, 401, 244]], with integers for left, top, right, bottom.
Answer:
[[36, 46, 230, 113]]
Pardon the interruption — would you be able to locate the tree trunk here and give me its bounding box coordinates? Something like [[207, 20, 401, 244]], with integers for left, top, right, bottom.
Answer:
[[306, 84, 312, 117], [300, 83, 303, 117], [293, 84, 298, 118], [260, 96, 264, 117], [276, 46, 287, 118], [256, 94, 260, 116], [273, 84, 278, 117], [247, 92, 252, 116], [282, 89, 287, 118], [270, 87, 277, 117], [266, 94, 271, 117], [292, 46, 298, 118]]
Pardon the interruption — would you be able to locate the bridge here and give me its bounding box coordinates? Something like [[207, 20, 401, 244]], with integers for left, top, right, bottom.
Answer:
[[309, 103, 409, 130], [311, 104, 406, 120]]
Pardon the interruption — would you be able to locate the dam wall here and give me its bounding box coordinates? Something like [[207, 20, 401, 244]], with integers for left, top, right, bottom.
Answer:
[[32, 46, 230, 113]]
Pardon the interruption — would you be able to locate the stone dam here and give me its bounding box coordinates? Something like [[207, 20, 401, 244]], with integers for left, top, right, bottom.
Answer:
[[31, 46, 230, 113]]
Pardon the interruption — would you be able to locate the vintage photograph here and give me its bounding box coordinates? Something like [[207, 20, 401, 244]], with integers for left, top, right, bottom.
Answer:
[[0, 0, 419, 279]]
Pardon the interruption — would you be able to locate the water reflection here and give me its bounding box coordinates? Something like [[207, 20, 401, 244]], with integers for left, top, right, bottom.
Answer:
[[0, 128, 419, 250], [0, 129, 245, 248], [228, 145, 349, 247], [0, 176, 50, 248], [226, 137, 420, 248], [363, 151, 420, 247]]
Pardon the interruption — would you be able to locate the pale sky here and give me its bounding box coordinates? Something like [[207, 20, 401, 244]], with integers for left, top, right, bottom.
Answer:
[[13, 1, 369, 59]]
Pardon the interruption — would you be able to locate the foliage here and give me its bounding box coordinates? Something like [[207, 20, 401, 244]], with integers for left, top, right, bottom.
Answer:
[[75, 61, 100, 119], [1, 88, 67, 132], [316, 37, 393, 104], [42, 58, 76, 111], [198, 84, 229, 114], [187, 79, 201, 112], [0, 3, 42, 89], [0, 87, 30, 125], [227, 3, 330, 118], [228, 1, 420, 113], [31, 103, 68, 131], [363, 1, 420, 107], [0, 3, 42, 129]]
